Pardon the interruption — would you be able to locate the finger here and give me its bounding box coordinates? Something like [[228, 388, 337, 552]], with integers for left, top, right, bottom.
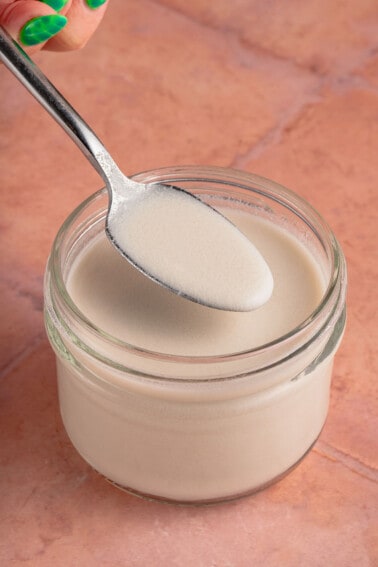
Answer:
[[0, 1, 68, 54], [45, 0, 108, 51]]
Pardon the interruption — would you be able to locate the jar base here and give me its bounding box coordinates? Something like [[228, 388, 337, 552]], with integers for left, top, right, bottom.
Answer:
[[100, 436, 319, 506]]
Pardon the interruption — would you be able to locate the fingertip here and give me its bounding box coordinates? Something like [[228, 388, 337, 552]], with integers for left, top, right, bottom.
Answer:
[[20, 14, 68, 47], [39, 0, 70, 11], [45, 0, 108, 51], [0, 1, 66, 52], [85, 0, 107, 8]]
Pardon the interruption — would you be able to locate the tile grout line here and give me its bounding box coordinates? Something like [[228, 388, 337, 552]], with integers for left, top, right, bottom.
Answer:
[[230, 90, 323, 169], [150, 0, 378, 81], [149, 0, 328, 171], [230, 67, 378, 169], [149, 0, 313, 75], [314, 440, 378, 484], [0, 333, 47, 381], [150, 0, 378, 166]]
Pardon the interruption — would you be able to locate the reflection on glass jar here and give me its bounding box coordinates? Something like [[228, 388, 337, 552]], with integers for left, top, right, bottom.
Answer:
[[44, 166, 347, 504]]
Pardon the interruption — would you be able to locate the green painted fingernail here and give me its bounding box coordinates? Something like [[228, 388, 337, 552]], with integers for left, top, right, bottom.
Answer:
[[39, 0, 69, 11], [20, 15, 67, 46], [86, 0, 107, 8]]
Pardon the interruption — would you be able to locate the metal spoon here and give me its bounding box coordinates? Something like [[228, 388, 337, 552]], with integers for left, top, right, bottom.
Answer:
[[0, 26, 273, 311]]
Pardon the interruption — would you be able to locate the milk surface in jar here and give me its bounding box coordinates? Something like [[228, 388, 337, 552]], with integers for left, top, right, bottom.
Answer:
[[67, 212, 323, 356]]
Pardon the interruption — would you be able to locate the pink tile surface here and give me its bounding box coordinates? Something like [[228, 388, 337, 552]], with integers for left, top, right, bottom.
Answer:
[[0, 1, 377, 565]]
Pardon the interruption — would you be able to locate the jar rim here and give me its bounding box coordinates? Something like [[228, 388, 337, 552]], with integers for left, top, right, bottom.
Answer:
[[48, 165, 346, 367]]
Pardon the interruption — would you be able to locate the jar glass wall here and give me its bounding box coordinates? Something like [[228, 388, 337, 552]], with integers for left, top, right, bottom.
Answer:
[[44, 166, 346, 504]]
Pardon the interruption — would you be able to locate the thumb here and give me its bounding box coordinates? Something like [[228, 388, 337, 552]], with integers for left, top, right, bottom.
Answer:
[[0, 1, 68, 53]]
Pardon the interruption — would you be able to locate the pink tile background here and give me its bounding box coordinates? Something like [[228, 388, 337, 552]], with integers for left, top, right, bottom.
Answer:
[[1, 1, 377, 565]]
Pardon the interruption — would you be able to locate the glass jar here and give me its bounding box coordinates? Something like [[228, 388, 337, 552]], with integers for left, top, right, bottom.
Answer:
[[44, 166, 347, 504]]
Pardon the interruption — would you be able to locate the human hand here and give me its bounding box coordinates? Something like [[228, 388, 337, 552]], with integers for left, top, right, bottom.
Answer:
[[0, 0, 108, 54]]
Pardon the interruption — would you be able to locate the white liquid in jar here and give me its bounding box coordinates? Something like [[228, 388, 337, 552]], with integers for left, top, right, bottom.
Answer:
[[56, 207, 332, 502], [69, 210, 324, 356]]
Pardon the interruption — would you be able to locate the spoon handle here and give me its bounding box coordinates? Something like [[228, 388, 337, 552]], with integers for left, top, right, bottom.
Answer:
[[0, 25, 120, 182]]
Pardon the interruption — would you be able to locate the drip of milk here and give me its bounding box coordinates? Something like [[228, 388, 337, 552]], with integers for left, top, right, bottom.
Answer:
[[107, 185, 274, 311]]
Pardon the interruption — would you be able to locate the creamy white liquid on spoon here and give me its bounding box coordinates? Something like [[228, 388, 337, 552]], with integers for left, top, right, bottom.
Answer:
[[108, 185, 274, 312]]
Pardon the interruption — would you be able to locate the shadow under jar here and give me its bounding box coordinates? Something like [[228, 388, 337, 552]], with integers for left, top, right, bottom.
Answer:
[[44, 166, 347, 504]]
